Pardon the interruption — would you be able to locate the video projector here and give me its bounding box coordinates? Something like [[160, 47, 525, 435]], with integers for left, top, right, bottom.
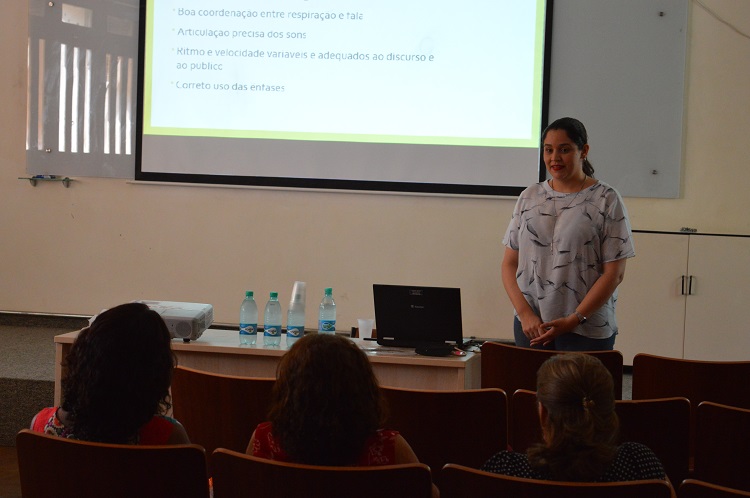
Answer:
[[139, 300, 213, 342]]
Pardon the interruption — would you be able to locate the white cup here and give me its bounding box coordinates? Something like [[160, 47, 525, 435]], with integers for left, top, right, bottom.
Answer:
[[357, 318, 375, 339]]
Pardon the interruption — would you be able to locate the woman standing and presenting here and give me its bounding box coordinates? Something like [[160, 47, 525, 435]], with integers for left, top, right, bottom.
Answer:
[[502, 117, 634, 351]]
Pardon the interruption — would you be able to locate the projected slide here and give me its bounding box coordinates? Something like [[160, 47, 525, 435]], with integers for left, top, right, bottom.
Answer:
[[144, 0, 544, 146], [138, 0, 549, 194]]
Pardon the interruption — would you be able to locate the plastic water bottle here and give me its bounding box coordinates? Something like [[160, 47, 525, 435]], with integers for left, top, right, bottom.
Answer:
[[239, 290, 258, 345], [318, 287, 336, 334], [264, 292, 282, 346], [286, 281, 306, 346]]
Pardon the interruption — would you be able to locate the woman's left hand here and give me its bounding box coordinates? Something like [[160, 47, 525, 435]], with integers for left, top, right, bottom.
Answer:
[[531, 260, 628, 347], [531, 315, 579, 347]]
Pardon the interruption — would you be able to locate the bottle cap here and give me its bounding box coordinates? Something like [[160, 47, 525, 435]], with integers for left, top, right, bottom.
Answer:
[[291, 281, 307, 303], [270, 292, 278, 299], [324, 287, 333, 295], [245, 290, 253, 298]]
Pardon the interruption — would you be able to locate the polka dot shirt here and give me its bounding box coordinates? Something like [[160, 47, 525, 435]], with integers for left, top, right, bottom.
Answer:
[[480, 442, 666, 482]]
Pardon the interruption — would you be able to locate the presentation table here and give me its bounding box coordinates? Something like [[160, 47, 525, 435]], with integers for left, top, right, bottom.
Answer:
[[53, 328, 481, 405]]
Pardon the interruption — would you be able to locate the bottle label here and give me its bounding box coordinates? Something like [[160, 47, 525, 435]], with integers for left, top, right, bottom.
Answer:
[[318, 320, 336, 333], [264, 325, 280, 337], [240, 323, 257, 336], [287, 326, 303, 338]]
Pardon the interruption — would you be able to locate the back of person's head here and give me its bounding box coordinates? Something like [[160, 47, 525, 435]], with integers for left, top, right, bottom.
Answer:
[[268, 333, 385, 465], [542, 117, 595, 177], [61, 302, 175, 443], [527, 353, 618, 481]]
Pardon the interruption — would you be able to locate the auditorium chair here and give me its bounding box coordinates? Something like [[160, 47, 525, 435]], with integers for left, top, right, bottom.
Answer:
[[440, 463, 674, 498], [632, 353, 750, 460], [16, 429, 209, 498], [210, 448, 432, 498], [693, 401, 750, 492], [380, 386, 507, 488], [170, 366, 275, 472], [481, 341, 624, 407], [679, 480, 750, 498]]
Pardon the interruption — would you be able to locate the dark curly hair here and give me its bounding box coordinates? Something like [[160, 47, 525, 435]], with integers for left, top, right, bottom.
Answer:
[[527, 353, 619, 481], [61, 302, 176, 443], [268, 333, 386, 465], [543, 117, 595, 178]]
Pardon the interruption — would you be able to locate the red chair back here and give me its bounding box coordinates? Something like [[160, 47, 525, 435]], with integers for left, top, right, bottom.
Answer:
[[693, 402, 750, 492], [440, 463, 673, 498], [381, 386, 507, 488]]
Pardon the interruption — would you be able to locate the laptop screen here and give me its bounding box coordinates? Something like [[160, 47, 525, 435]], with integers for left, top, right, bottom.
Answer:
[[373, 284, 463, 348]]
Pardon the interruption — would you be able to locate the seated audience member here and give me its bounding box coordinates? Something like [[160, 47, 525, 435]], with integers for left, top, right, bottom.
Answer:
[[247, 333, 420, 466], [482, 353, 667, 482], [31, 302, 189, 444]]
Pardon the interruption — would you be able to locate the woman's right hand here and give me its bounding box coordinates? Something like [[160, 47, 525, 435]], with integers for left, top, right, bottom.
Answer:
[[502, 247, 545, 340], [518, 312, 544, 339]]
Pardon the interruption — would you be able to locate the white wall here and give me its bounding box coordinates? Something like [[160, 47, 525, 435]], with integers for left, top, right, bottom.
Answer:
[[2, 1, 749, 338]]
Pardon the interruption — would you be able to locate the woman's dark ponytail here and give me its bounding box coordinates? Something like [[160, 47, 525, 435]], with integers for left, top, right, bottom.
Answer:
[[583, 158, 595, 177]]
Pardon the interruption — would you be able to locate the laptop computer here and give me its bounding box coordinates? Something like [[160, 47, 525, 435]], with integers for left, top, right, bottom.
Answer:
[[373, 284, 463, 348]]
